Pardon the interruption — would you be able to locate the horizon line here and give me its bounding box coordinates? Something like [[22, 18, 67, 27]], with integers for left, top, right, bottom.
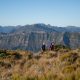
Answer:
[[0, 23, 80, 27]]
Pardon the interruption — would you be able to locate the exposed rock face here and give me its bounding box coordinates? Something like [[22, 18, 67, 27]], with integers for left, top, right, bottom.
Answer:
[[0, 32, 80, 52], [0, 24, 80, 52]]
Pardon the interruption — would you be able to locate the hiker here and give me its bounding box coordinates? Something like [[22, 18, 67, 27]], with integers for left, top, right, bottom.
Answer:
[[42, 42, 46, 51], [50, 42, 54, 50]]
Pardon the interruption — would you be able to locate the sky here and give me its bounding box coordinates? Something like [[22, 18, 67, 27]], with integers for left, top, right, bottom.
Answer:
[[0, 0, 80, 27]]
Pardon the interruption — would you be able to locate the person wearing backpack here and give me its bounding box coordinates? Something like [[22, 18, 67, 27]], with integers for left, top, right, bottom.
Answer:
[[50, 42, 54, 51]]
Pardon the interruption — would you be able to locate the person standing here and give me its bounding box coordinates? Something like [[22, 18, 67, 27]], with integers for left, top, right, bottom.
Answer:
[[50, 42, 54, 50], [42, 42, 46, 51]]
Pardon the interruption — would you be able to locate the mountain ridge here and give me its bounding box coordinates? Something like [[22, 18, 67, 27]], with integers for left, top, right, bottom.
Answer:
[[0, 23, 80, 33], [0, 23, 80, 52]]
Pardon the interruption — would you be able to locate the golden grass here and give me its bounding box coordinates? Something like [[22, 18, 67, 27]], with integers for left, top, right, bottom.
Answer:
[[0, 48, 80, 80]]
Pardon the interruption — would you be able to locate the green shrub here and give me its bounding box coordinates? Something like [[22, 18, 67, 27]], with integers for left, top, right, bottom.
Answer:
[[0, 53, 8, 58], [54, 45, 70, 51]]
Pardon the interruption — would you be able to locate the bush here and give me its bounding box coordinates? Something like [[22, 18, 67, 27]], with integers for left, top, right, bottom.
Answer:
[[60, 52, 78, 64], [0, 53, 8, 58], [13, 53, 22, 60], [54, 45, 70, 51], [27, 54, 33, 59], [0, 61, 11, 68]]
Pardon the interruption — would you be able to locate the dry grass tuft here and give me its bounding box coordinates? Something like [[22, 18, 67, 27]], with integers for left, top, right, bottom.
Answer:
[[0, 48, 80, 80]]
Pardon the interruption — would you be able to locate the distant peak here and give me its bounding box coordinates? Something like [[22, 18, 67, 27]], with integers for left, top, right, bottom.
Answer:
[[33, 23, 46, 26]]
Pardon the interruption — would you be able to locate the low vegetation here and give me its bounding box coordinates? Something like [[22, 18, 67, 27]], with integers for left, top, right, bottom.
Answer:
[[0, 46, 80, 80]]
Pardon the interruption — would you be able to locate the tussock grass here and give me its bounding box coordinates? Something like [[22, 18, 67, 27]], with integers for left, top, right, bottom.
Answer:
[[0, 47, 80, 80]]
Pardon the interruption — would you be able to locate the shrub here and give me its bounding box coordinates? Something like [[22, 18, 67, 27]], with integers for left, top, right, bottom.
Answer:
[[0, 61, 11, 68], [13, 53, 22, 60], [0, 53, 8, 58], [60, 52, 78, 64], [27, 53, 33, 60], [54, 45, 70, 51]]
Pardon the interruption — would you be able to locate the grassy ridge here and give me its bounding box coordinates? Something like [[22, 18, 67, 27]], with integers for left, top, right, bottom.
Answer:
[[0, 47, 80, 80]]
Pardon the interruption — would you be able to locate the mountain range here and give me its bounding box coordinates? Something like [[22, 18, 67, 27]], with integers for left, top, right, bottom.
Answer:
[[0, 23, 80, 52]]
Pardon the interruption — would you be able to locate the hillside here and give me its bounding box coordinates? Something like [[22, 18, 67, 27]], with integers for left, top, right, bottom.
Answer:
[[0, 24, 80, 52], [0, 47, 80, 80]]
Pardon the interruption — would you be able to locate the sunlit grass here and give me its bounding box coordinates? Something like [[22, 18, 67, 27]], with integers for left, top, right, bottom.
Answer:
[[0, 47, 80, 80]]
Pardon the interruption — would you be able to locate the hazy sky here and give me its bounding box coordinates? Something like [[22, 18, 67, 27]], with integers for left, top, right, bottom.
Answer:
[[0, 0, 80, 26]]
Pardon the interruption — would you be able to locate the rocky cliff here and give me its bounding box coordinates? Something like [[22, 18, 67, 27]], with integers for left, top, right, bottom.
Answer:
[[0, 24, 80, 52]]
